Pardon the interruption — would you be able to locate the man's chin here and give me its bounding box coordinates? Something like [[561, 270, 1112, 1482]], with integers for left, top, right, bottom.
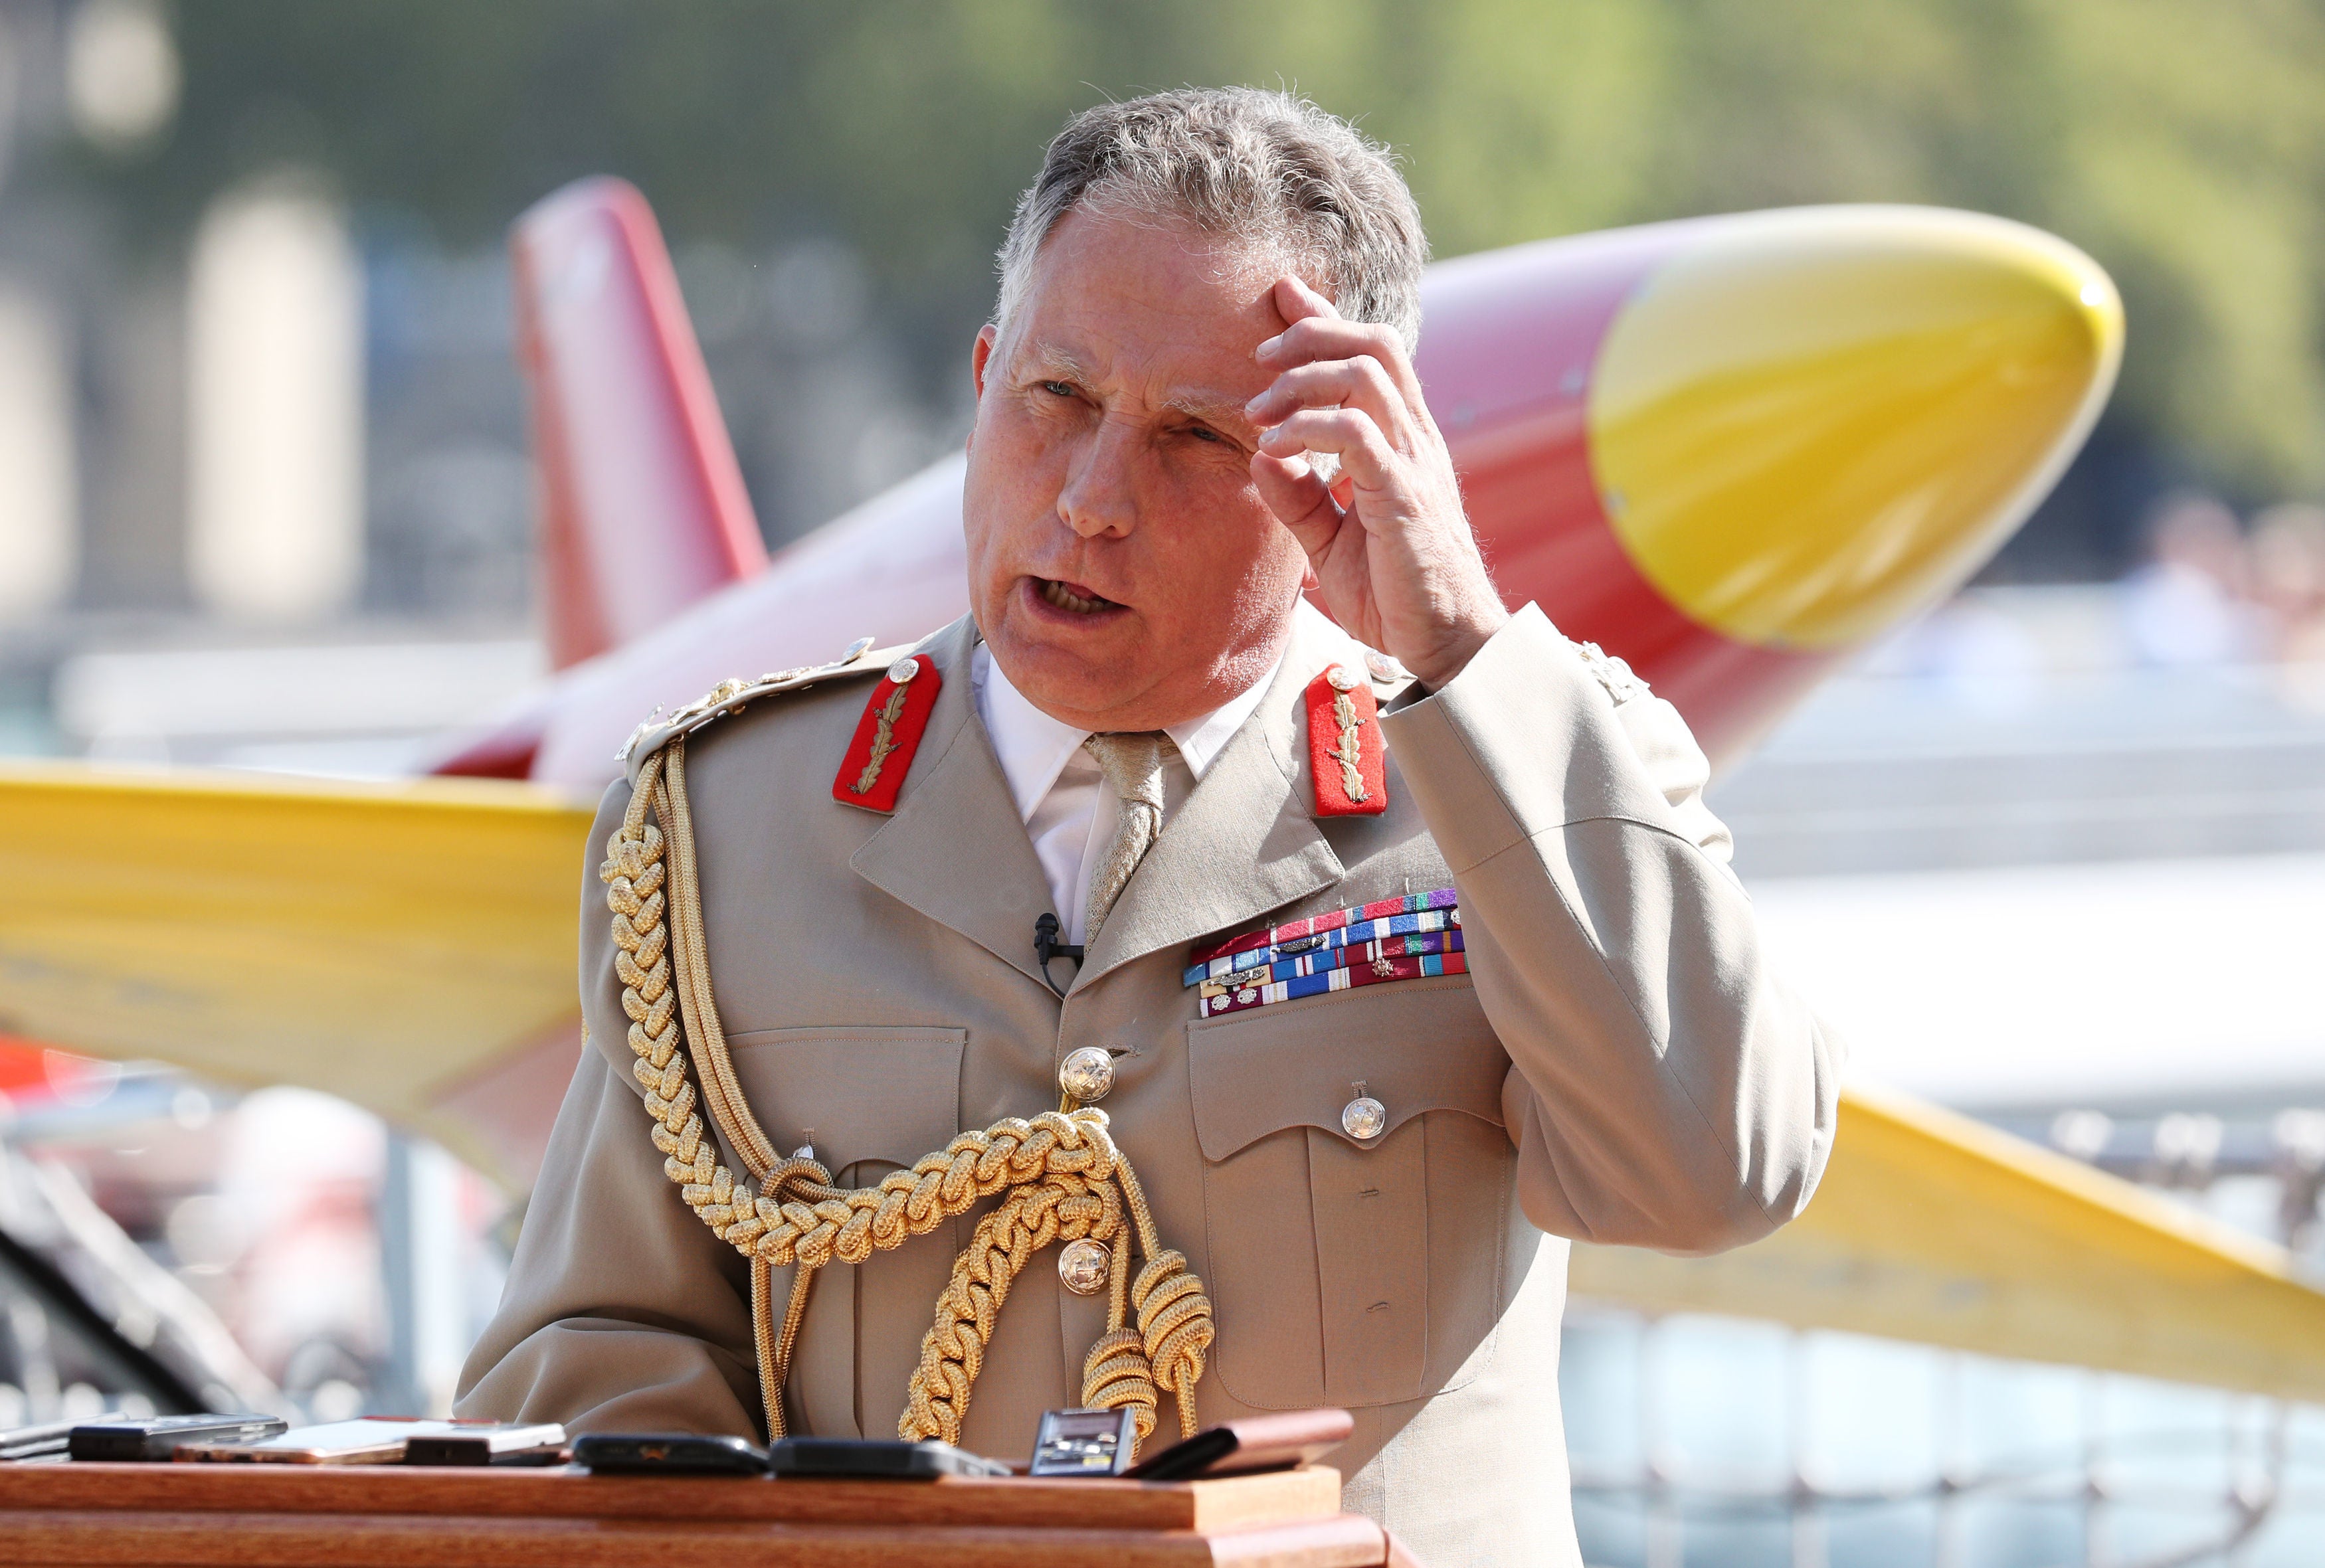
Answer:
[[985, 616, 1148, 722]]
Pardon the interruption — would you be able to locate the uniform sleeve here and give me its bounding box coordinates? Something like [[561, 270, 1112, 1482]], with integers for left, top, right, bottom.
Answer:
[[452, 778, 764, 1436], [1612, 688, 1735, 878], [1377, 603, 1843, 1255]]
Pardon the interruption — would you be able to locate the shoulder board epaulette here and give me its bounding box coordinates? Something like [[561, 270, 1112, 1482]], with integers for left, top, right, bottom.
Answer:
[[832, 653, 941, 814], [618, 636, 907, 781], [1307, 660, 1388, 817]]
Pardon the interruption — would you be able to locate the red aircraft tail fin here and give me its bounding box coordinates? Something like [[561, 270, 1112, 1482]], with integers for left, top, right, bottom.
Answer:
[[510, 177, 767, 671]]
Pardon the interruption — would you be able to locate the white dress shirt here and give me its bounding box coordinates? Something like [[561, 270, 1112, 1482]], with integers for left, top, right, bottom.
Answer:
[[973, 624, 1294, 943]]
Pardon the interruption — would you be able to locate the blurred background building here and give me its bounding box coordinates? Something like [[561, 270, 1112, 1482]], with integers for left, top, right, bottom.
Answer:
[[0, 3, 2322, 1563]]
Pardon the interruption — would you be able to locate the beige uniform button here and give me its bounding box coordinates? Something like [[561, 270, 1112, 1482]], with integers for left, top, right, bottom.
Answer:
[[1058, 1239, 1110, 1295], [1326, 663, 1361, 692], [887, 656, 920, 684], [1058, 1047, 1116, 1102], [1341, 1094, 1388, 1142]]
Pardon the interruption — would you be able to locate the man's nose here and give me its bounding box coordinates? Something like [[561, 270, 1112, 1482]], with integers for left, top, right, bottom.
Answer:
[[1055, 418, 1140, 539]]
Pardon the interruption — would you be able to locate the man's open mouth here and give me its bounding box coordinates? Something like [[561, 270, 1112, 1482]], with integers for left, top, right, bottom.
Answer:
[[1036, 578, 1123, 615]]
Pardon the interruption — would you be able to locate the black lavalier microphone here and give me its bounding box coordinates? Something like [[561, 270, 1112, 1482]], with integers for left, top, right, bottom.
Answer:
[[1033, 913, 1083, 999]]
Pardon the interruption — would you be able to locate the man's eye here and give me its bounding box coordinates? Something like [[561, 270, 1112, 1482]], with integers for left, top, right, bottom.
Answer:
[[1186, 426, 1223, 444], [1040, 381, 1075, 397]]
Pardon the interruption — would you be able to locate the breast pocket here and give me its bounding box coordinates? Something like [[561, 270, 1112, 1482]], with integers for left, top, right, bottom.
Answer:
[[1187, 977, 1511, 1411], [726, 1025, 965, 1437], [727, 1025, 966, 1183]]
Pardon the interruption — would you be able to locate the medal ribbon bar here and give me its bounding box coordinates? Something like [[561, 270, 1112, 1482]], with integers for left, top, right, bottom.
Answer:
[[1191, 928, 1465, 993], [1186, 885, 1459, 968], [1198, 950, 1470, 1017]]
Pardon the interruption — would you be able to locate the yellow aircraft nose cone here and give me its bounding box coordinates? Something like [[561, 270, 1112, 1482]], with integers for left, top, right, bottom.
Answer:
[[1588, 207, 2123, 651]]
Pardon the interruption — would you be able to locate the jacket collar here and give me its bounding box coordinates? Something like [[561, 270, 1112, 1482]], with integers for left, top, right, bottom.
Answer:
[[850, 615, 1058, 992], [1071, 604, 1350, 992], [852, 607, 1359, 996]]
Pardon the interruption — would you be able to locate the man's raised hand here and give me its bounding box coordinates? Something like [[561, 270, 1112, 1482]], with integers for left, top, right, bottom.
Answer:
[[1245, 276, 1508, 688]]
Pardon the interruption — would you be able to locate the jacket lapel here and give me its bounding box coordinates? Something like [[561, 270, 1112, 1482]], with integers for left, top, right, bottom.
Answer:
[[1075, 612, 1347, 992], [851, 616, 1057, 993]]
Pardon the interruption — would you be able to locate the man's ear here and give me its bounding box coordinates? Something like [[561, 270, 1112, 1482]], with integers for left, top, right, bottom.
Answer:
[[972, 324, 998, 400], [967, 325, 1000, 454]]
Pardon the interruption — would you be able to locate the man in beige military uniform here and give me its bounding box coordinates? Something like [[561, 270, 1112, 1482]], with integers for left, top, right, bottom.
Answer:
[[458, 88, 1839, 1566]]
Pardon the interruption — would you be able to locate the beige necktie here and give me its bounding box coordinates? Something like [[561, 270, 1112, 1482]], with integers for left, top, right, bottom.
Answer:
[[1083, 731, 1173, 941]]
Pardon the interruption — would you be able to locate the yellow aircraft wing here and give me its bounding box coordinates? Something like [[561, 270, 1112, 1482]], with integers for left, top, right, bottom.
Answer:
[[0, 762, 594, 1185], [1572, 1083, 2325, 1401], [5, 763, 2322, 1398]]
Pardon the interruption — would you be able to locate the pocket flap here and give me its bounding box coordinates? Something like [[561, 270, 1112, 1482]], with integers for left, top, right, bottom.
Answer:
[[726, 1025, 965, 1176], [1187, 978, 1507, 1162]]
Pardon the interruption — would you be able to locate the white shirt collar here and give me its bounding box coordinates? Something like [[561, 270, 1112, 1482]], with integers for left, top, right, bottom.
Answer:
[[972, 637, 1283, 825]]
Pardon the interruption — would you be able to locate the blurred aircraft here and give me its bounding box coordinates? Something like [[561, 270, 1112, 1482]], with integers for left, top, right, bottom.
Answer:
[[460, 179, 2123, 785], [15, 177, 2321, 1406]]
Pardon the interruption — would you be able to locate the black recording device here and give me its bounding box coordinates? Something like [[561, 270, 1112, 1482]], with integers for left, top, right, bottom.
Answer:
[[68, 1413, 289, 1462], [571, 1432, 770, 1475], [1028, 1407, 1138, 1477], [766, 1437, 1009, 1480], [1033, 913, 1084, 998]]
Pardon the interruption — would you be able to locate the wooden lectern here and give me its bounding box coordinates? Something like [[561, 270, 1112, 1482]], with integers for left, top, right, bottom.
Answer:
[[0, 1460, 1391, 1566]]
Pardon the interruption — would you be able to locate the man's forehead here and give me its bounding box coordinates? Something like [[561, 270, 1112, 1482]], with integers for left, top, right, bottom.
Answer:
[[1038, 205, 1291, 313], [1008, 212, 1292, 385]]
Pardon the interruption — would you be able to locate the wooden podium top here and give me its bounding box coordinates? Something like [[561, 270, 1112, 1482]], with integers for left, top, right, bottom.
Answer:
[[0, 1459, 1388, 1567]]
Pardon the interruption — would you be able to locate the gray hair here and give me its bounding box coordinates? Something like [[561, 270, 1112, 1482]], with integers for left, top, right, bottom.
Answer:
[[993, 87, 1428, 354]]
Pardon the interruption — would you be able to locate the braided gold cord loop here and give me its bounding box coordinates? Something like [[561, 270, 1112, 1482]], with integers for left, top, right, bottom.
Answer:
[[605, 739, 1215, 1454], [1081, 1328, 1160, 1446], [657, 745, 779, 1180], [1134, 1251, 1214, 1440], [899, 1170, 1125, 1443]]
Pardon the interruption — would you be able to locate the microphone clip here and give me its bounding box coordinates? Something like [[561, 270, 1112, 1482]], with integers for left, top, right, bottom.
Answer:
[[1034, 913, 1084, 1000]]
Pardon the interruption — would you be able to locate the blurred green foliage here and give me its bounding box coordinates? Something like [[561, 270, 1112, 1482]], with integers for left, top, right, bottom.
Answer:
[[67, 0, 2325, 499]]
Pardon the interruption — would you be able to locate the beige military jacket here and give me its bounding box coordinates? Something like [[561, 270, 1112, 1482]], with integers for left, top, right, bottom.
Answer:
[[457, 603, 1840, 1567]]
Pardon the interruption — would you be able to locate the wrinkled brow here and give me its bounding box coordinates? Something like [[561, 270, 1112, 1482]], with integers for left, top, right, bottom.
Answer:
[[1160, 387, 1256, 429], [1017, 340, 1099, 385], [1019, 341, 1251, 430]]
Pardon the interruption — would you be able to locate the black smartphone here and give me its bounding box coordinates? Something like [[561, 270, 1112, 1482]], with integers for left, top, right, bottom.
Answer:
[[571, 1432, 769, 1475], [766, 1437, 1009, 1480], [69, 1413, 289, 1462]]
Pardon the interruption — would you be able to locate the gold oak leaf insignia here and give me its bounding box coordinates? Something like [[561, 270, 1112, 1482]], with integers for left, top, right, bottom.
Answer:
[[1328, 691, 1368, 804], [850, 681, 912, 795]]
